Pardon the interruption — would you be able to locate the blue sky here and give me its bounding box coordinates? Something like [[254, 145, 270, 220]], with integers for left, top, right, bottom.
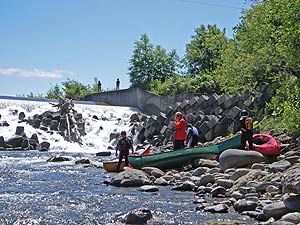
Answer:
[[0, 0, 250, 96]]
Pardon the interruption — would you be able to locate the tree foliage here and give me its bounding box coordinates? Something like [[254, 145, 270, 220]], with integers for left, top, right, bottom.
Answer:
[[128, 34, 181, 90]]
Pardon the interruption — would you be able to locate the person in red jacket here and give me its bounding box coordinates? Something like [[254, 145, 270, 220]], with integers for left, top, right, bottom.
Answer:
[[173, 112, 187, 150]]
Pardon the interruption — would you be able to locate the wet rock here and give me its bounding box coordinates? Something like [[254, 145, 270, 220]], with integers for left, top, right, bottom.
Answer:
[[154, 177, 168, 186], [40, 141, 50, 151], [199, 220, 246, 225], [204, 204, 229, 213], [219, 149, 264, 171], [241, 211, 259, 218], [272, 221, 295, 225], [285, 155, 300, 164], [75, 159, 90, 164], [95, 151, 111, 156], [15, 126, 25, 136], [47, 156, 71, 162], [110, 168, 150, 187], [126, 208, 152, 225], [172, 181, 195, 191], [138, 185, 159, 192], [18, 112, 26, 121], [0, 121, 9, 126], [234, 199, 257, 213], [266, 185, 280, 194], [6, 135, 24, 148], [263, 201, 290, 220], [142, 167, 165, 178], [283, 194, 300, 212]]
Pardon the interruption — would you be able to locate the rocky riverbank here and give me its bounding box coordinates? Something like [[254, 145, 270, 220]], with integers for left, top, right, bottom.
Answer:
[[106, 138, 300, 225]]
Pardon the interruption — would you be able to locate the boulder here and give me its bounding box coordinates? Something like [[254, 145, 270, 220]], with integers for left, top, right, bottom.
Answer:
[[110, 168, 150, 187], [75, 159, 90, 164], [125, 208, 152, 225], [284, 194, 300, 212], [204, 204, 229, 213], [234, 199, 258, 213], [279, 212, 300, 224], [6, 135, 24, 148], [196, 174, 215, 186], [263, 201, 290, 220], [141, 167, 165, 178], [218, 149, 264, 171], [172, 181, 195, 191], [154, 177, 168, 186], [216, 179, 234, 189], [47, 156, 71, 162], [96, 151, 112, 156], [268, 160, 291, 172], [281, 163, 300, 194]]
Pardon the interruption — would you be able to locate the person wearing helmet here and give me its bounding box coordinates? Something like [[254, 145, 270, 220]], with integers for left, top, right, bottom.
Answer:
[[240, 110, 253, 150], [115, 131, 134, 171], [173, 112, 187, 150]]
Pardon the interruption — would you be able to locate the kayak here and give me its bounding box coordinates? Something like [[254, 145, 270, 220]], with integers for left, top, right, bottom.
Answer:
[[128, 145, 220, 170], [103, 159, 132, 172], [103, 145, 151, 172], [248, 133, 280, 155]]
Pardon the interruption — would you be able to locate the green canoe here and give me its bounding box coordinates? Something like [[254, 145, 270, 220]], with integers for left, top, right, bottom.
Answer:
[[216, 127, 260, 152], [128, 145, 219, 170]]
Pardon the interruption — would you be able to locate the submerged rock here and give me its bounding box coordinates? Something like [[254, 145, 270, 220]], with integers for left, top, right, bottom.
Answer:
[[110, 168, 150, 187]]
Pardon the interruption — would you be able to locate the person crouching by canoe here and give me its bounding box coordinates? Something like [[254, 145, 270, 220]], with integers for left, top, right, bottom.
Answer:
[[116, 131, 134, 171], [240, 109, 253, 150], [186, 124, 199, 148], [173, 112, 187, 150]]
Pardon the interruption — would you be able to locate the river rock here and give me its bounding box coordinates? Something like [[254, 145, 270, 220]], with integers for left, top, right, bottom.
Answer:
[[192, 167, 209, 176], [283, 194, 300, 212], [229, 168, 251, 181], [216, 179, 234, 189], [263, 201, 290, 220], [172, 181, 195, 191], [6, 135, 24, 148], [231, 191, 244, 200], [268, 160, 291, 172], [251, 163, 266, 170], [40, 141, 50, 151], [95, 151, 112, 156], [281, 163, 300, 194], [142, 167, 165, 178], [211, 186, 226, 197], [255, 182, 273, 193], [285, 155, 300, 164], [279, 212, 300, 224], [18, 112, 26, 121], [234, 199, 257, 213], [110, 168, 150, 187], [75, 159, 90, 164], [196, 174, 215, 186], [154, 177, 168, 186], [138, 185, 159, 192], [15, 126, 25, 136], [218, 149, 264, 171], [126, 208, 152, 224], [204, 204, 229, 213], [47, 156, 71, 162]]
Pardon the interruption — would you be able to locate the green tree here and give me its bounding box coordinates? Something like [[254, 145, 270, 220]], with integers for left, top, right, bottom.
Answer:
[[129, 34, 180, 89], [46, 84, 63, 99], [185, 24, 228, 76], [62, 79, 91, 100]]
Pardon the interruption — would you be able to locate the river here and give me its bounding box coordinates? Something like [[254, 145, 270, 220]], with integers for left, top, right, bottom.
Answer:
[[0, 98, 255, 224]]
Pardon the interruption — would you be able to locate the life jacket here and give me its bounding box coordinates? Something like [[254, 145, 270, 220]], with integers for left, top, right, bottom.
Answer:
[[245, 117, 253, 130], [118, 137, 131, 151]]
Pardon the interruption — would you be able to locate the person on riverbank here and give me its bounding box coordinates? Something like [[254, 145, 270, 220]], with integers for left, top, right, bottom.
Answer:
[[240, 109, 253, 150], [186, 124, 199, 148], [173, 112, 187, 150], [115, 131, 134, 171]]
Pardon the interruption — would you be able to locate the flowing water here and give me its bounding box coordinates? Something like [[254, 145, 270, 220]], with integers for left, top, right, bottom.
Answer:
[[0, 98, 255, 224]]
